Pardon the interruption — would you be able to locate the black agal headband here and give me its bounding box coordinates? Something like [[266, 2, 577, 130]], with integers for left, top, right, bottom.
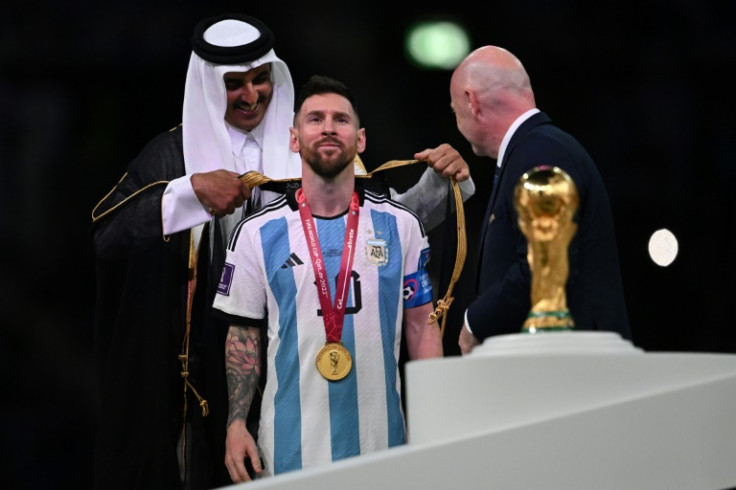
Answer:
[[191, 13, 275, 64]]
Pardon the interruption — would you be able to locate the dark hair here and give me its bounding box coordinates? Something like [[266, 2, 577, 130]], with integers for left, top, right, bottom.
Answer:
[[294, 75, 360, 123]]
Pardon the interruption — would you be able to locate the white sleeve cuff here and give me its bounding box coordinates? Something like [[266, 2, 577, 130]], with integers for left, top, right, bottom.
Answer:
[[162, 175, 212, 235], [464, 309, 473, 334], [458, 175, 476, 201]]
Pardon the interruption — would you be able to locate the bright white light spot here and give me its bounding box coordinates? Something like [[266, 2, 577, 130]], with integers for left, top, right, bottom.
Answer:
[[405, 21, 470, 70], [648, 228, 678, 267]]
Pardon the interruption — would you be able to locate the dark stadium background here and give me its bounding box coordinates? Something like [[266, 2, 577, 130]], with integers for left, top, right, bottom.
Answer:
[[2, 1, 734, 487]]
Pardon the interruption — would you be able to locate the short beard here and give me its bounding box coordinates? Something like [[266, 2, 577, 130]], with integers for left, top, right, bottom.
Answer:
[[306, 151, 353, 180]]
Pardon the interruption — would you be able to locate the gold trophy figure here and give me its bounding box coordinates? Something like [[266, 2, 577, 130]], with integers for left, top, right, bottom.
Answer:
[[329, 350, 340, 374], [514, 165, 579, 333]]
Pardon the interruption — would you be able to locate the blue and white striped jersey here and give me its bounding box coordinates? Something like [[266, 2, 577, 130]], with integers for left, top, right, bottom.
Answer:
[[213, 187, 433, 476]]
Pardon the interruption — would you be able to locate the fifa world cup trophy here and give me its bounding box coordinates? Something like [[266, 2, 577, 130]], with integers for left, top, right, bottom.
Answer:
[[514, 165, 579, 333]]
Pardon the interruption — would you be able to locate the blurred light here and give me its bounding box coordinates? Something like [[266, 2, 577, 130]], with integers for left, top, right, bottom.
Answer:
[[405, 21, 470, 70], [648, 228, 678, 267]]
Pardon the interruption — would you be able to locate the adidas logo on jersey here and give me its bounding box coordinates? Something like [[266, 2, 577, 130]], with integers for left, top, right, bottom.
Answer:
[[280, 253, 304, 269]]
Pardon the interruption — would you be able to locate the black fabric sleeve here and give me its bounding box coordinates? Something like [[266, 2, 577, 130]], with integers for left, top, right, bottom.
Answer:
[[92, 128, 185, 260]]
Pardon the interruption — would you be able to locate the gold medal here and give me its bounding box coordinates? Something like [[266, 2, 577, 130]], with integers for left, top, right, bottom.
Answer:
[[315, 342, 352, 381]]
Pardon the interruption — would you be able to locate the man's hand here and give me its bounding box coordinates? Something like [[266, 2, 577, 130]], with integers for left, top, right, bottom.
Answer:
[[191, 169, 252, 217], [225, 418, 261, 483], [458, 324, 481, 355], [414, 143, 471, 182]]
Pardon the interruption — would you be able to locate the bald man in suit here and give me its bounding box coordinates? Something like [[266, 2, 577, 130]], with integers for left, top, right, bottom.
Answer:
[[449, 45, 631, 353]]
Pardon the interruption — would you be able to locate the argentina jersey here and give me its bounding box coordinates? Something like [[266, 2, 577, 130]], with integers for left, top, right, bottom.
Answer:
[[212, 189, 433, 477]]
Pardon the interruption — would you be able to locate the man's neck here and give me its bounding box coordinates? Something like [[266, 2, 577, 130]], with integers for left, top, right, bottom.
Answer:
[[301, 170, 355, 217]]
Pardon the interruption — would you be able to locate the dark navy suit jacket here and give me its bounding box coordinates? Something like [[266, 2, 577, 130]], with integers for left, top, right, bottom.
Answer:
[[467, 111, 631, 341]]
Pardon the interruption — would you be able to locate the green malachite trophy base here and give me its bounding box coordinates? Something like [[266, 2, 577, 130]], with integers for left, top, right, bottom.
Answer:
[[522, 310, 575, 333]]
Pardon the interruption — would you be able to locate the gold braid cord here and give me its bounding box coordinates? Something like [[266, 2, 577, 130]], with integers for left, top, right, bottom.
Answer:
[[90, 173, 170, 223], [427, 176, 467, 336], [179, 232, 210, 418], [178, 232, 210, 477], [239, 157, 467, 337]]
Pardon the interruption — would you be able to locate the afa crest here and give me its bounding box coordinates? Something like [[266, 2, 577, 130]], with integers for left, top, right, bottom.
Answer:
[[366, 238, 388, 266]]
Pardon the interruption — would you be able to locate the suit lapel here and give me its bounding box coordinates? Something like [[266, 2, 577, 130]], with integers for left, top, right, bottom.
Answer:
[[474, 112, 551, 291]]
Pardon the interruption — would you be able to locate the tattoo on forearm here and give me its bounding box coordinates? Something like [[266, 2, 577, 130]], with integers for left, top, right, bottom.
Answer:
[[225, 326, 261, 427]]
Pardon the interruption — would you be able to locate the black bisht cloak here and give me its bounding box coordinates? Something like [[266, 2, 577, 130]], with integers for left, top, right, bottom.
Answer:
[[91, 126, 242, 490]]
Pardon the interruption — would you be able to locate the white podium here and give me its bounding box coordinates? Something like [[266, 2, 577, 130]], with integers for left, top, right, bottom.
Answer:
[[220, 332, 736, 490]]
